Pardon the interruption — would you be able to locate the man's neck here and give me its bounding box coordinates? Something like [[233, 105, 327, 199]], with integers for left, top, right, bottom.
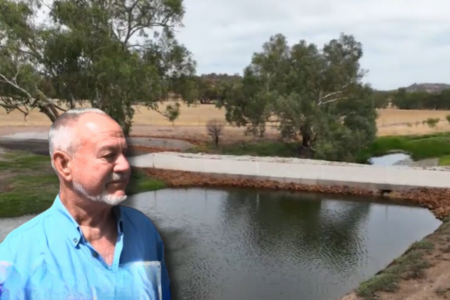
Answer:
[[59, 189, 117, 241]]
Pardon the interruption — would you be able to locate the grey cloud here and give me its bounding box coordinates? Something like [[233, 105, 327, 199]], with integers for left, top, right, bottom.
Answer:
[[177, 0, 450, 89]]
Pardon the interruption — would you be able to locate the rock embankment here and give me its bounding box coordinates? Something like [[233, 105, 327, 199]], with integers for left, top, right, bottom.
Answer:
[[143, 168, 450, 220]]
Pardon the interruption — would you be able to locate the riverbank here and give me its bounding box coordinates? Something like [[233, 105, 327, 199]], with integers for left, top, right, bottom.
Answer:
[[142, 167, 450, 219], [339, 218, 450, 300], [0, 149, 166, 217]]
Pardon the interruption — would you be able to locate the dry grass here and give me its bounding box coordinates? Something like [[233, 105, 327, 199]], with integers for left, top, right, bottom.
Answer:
[[1, 101, 450, 137], [0, 101, 226, 127], [377, 109, 450, 136]]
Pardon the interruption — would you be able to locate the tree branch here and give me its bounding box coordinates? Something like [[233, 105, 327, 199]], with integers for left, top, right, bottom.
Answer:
[[319, 97, 348, 105], [0, 97, 30, 120], [317, 83, 351, 105], [0, 73, 34, 100]]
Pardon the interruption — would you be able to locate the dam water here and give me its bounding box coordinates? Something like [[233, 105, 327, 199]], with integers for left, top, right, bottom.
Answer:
[[124, 188, 440, 300]]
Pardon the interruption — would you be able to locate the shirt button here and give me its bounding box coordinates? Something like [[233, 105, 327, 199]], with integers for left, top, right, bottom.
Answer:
[[73, 238, 78, 243], [92, 252, 98, 258]]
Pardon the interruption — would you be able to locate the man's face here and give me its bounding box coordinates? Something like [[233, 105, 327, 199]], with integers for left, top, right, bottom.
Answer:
[[70, 114, 131, 206]]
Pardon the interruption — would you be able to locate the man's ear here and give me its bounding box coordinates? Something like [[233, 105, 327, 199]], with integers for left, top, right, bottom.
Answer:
[[52, 151, 73, 181]]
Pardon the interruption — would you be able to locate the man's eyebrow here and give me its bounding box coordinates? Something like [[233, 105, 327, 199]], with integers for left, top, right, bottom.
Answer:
[[98, 145, 128, 151]]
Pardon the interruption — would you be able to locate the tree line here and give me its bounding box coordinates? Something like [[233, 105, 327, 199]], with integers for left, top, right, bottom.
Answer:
[[0, 0, 444, 162], [389, 88, 450, 110], [196, 75, 450, 111]]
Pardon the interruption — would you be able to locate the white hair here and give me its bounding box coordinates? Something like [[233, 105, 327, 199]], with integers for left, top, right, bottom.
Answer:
[[49, 107, 107, 171]]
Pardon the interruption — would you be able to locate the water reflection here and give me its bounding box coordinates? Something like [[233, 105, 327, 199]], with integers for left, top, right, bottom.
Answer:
[[122, 188, 441, 300], [369, 153, 412, 166]]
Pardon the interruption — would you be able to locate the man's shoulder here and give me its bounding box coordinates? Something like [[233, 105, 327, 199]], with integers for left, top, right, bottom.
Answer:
[[119, 205, 156, 226], [0, 210, 51, 258], [2, 211, 51, 243]]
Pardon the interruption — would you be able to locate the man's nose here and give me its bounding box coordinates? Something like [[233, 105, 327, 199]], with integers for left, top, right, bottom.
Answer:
[[115, 152, 130, 173]]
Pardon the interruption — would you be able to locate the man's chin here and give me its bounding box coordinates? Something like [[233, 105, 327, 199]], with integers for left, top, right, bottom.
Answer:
[[89, 190, 128, 206], [73, 181, 127, 205], [97, 194, 127, 206]]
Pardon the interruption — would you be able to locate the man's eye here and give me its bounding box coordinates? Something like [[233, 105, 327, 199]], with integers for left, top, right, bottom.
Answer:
[[104, 153, 115, 158]]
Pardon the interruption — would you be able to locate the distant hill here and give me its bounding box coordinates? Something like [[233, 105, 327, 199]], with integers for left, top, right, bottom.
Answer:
[[403, 83, 450, 93]]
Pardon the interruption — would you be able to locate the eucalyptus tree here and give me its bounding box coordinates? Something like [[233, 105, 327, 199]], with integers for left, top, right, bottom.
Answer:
[[219, 33, 377, 161], [0, 0, 196, 134]]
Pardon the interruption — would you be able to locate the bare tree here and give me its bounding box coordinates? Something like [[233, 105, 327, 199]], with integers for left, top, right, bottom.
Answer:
[[206, 119, 225, 147]]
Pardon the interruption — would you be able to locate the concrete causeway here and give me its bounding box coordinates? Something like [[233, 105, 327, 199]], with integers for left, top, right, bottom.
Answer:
[[128, 152, 450, 191], [2, 131, 450, 191]]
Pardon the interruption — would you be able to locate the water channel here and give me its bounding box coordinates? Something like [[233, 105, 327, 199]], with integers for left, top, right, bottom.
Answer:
[[0, 153, 441, 300], [369, 153, 411, 166]]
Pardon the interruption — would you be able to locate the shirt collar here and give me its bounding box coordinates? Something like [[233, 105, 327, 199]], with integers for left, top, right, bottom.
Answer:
[[50, 194, 124, 248], [113, 205, 124, 234]]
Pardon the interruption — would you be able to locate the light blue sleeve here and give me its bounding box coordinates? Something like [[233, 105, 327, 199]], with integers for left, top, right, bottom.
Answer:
[[0, 241, 12, 283], [0, 238, 29, 300], [0, 242, 17, 299]]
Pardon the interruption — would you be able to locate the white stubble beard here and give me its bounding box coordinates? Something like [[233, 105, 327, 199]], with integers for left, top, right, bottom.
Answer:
[[73, 173, 128, 206]]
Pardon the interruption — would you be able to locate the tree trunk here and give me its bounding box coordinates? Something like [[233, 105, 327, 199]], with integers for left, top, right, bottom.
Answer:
[[298, 125, 314, 158], [38, 104, 59, 122]]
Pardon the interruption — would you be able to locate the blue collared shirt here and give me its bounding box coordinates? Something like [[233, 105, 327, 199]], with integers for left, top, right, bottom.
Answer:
[[0, 195, 171, 300]]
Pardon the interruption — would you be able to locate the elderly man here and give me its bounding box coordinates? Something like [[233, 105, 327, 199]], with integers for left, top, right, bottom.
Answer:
[[0, 108, 171, 299]]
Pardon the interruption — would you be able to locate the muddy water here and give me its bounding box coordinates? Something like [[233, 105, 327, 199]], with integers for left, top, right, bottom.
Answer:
[[125, 188, 439, 300], [0, 189, 441, 300]]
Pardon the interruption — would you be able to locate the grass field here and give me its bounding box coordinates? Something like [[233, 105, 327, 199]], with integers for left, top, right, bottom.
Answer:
[[2, 102, 450, 137], [190, 132, 450, 165]]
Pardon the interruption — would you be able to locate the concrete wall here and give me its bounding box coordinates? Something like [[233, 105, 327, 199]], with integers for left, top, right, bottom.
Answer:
[[128, 152, 450, 191]]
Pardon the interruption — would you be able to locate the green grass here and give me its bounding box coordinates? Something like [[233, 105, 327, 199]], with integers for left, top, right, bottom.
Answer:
[[0, 150, 166, 218], [0, 151, 60, 217], [189, 141, 298, 157], [439, 154, 450, 166], [356, 132, 450, 164], [192, 132, 450, 165], [0, 151, 52, 171]]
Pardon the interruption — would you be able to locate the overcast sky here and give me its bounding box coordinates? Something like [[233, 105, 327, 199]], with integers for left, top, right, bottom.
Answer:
[[175, 0, 450, 90]]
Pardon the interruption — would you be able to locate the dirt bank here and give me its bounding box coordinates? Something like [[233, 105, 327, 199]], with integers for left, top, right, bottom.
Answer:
[[143, 168, 450, 220], [142, 168, 450, 300]]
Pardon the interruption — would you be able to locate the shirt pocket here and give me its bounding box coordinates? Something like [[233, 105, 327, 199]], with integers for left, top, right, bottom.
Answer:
[[130, 261, 162, 300]]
